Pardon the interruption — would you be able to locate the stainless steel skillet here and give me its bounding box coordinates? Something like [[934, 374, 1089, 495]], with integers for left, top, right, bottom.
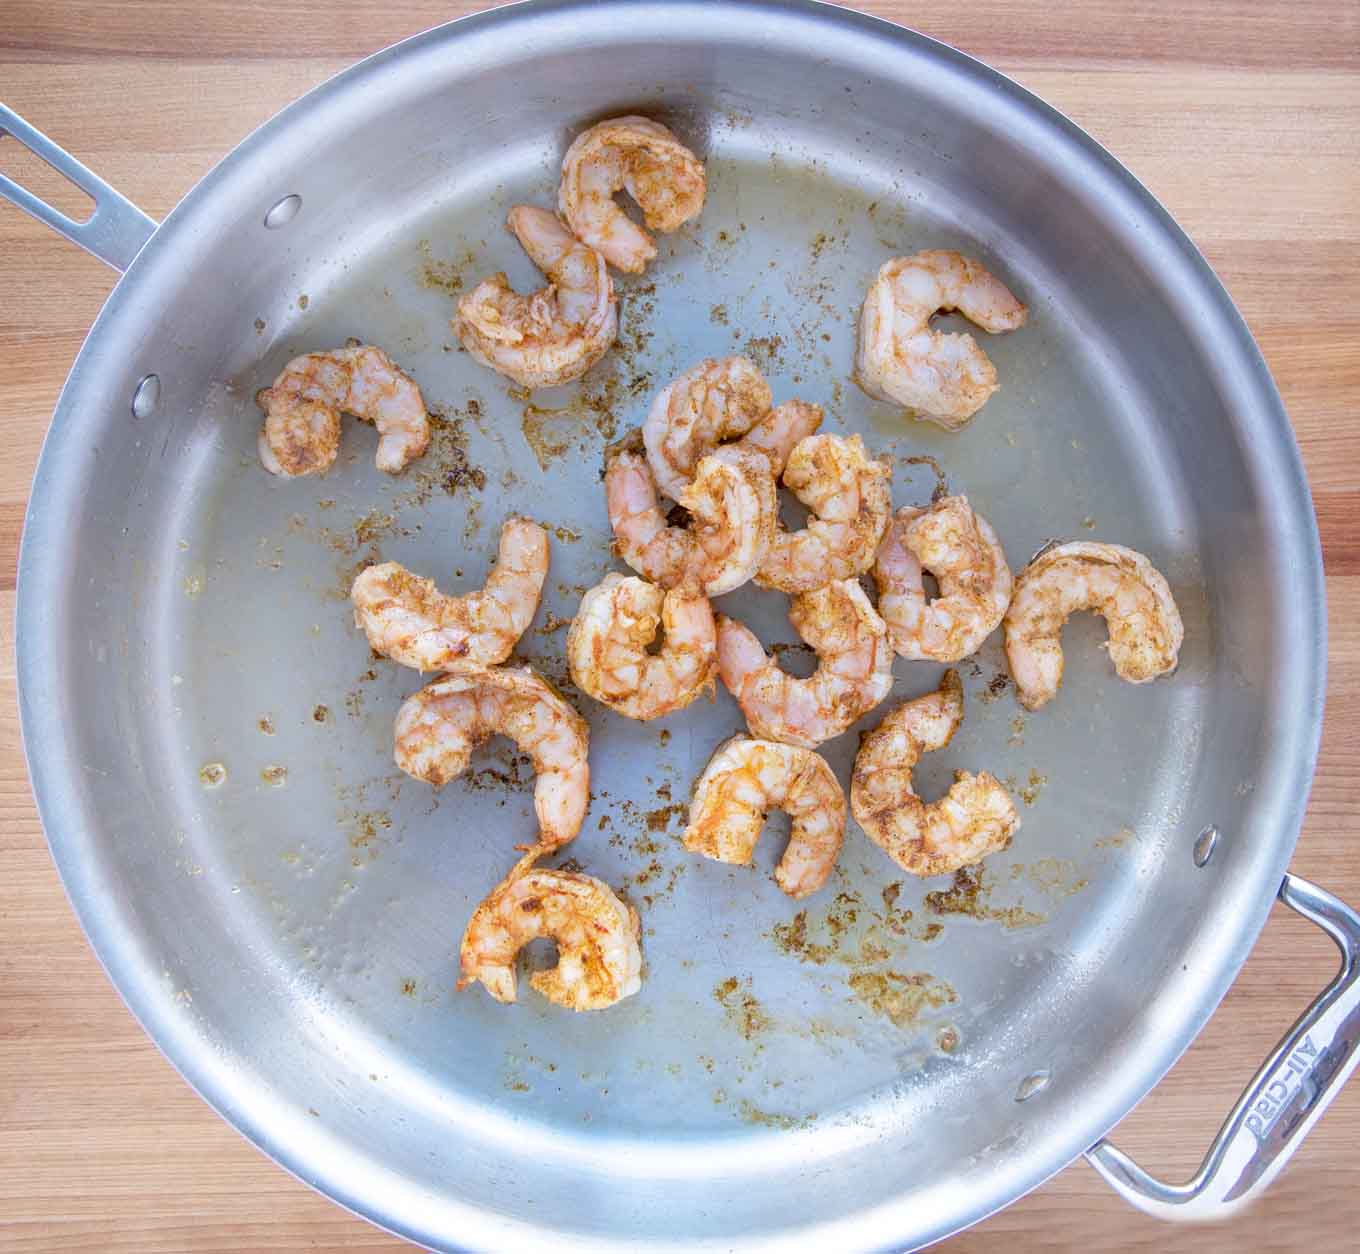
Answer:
[[4, 1, 1357, 1248]]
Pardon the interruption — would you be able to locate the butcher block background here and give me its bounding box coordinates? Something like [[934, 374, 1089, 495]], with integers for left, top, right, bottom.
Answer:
[[0, 1, 1357, 1249]]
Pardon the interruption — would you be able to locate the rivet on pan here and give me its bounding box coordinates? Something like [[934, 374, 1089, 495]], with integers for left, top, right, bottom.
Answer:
[[131, 373, 160, 419], [1193, 825, 1220, 868], [1015, 1070, 1050, 1103], [263, 194, 302, 229]]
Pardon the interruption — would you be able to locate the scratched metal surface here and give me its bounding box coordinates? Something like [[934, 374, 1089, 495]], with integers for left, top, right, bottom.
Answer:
[[16, 3, 1323, 1250]]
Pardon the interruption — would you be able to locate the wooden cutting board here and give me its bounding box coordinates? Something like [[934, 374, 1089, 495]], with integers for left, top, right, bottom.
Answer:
[[1, 2, 1356, 1249]]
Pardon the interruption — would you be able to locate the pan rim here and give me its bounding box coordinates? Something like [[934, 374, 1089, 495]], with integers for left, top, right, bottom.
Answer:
[[15, 1, 1327, 1249]]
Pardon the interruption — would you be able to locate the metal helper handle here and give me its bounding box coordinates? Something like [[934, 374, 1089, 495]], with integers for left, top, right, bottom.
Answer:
[[0, 103, 157, 272], [1087, 874, 1360, 1221]]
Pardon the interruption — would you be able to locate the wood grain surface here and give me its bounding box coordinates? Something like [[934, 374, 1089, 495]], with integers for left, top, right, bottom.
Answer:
[[1, 2, 1357, 1250]]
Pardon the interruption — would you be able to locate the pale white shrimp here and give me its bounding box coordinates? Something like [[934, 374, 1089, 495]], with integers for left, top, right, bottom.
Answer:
[[256, 345, 430, 476], [756, 433, 892, 593], [683, 735, 846, 899], [717, 579, 894, 749], [459, 849, 641, 1010], [873, 496, 1013, 662], [559, 115, 705, 274], [642, 356, 772, 499], [1004, 541, 1184, 711], [851, 670, 1019, 877], [567, 573, 715, 721], [394, 666, 589, 850], [455, 206, 617, 389], [857, 250, 1028, 429], [350, 516, 548, 670], [606, 435, 775, 596]]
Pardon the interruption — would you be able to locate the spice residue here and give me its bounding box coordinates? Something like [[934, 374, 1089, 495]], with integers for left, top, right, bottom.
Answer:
[[714, 976, 772, 1041], [847, 970, 956, 1030], [924, 864, 1046, 929], [199, 762, 227, 788]]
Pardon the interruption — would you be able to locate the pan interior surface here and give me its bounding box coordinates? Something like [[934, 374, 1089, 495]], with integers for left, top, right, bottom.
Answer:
[[18, 3, 1322, 1250]]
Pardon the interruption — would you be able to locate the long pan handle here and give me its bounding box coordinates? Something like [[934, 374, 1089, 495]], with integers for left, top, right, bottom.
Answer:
[[0, 103, 157, 272], [1087, 873, 1360, 1221]]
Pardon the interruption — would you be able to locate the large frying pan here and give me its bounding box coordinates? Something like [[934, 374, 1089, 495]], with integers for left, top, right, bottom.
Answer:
[[5, 2, 1357, 1249]]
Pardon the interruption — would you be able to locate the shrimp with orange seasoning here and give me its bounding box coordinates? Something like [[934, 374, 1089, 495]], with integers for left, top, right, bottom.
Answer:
[[857, 249, 1027, 429], [459, 849, 642, 1010], [351, 516, 548, 670], [559, 116, 705, 274], [455, 206, 617, 389], [567, 572, 716, 720], [684, 735, 846, 900], [394, 665, 589, 851], [851, 670, 1019, 877], [717, 579, 894, 749], [606, 433, 776, 596], [873, 495, 1013, 662], [756, 433, 892, 593], [1004, 540, 1183, 710], [256, 344, 430, 476]]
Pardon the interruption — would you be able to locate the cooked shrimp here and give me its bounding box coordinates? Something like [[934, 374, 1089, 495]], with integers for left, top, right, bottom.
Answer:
[[351, 516, 548, 670], [756, 433, 892, 593], [1004, 540, 1183, 711], [559, 115, 705, 274], [606, 434, 776, 596], [567, 573, 715, 720], [256, 345, 430, 476], [459, 850, 641, 1010], [455, 206, 617, 389], [717, 579, 894, 749], [874, 495, 1013, 662], [394, 666, 589, 850], [851, 670, 1019, 877], [857, 250, 1028, 429], [642, 357, 773, 499], [641, 356, 825, 505], [684, 735, 846, 899]]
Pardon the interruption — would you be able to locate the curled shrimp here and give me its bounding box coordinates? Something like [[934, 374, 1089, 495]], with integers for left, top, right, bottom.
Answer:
[[857, 250, 1028, 430], [394, 665, 589, 850], [350, 516, 548, 670], [851, 670, 1019, 877], [873, 495, 1013, 662], [606, 434, 776, 596], [455, 206, 617, 389], [256, 345, 430, 476], [683, 735, 846, 900], [559, 115, 705, 274], [459, 849, 642, 1010], [1004, 541, 1183, 711], [756, 433, 892, 593], [642, 359, 823, 503], [717, 579, 894, 749], [567, 572, 715, 721]]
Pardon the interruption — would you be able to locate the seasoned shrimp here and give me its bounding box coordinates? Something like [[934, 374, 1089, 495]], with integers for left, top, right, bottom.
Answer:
[[717, 579, 894, 749], [394, 666, 589, 850], [256, 345, 430, 476], [851, 670, 1019, 877], [351, 516, 548, 670], [642, 357, 773, 499], [559, 115, 705, 274], [642, 356, 824, 502], [459, 850, 641, 1010], [684, 735, 846, 899], [1004, 541, 1183, 711], [756, 433, 892, 593], [455, 206, 617, 389], [857, 250, 1028, 429], [567, 573, 716, 721], [874, 496, 1013, 662], [606, 435, 776, 596]]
